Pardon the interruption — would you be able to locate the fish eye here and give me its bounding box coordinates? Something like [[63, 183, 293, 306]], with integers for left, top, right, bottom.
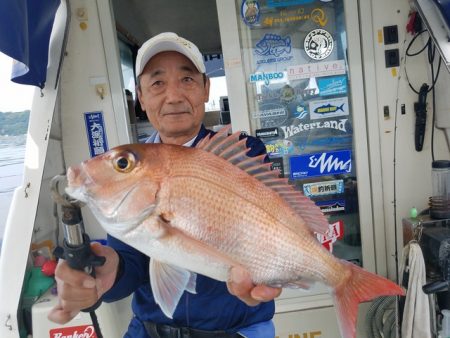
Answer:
[[117, 157, 129, 169], [113, 152, 135, 173]]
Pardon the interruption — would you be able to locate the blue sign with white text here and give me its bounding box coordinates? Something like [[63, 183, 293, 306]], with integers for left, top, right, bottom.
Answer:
[[290, 150, 352, 180], [317, 76, 348, 97], [84, 111, 109, 158]]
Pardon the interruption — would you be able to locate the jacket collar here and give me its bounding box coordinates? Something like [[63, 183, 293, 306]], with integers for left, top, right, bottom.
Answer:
[[146, 124, 212, 147]]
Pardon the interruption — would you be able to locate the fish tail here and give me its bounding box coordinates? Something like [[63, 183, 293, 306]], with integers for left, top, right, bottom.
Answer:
[[332, 261, 404, 338], [338, 104, 345, 112]]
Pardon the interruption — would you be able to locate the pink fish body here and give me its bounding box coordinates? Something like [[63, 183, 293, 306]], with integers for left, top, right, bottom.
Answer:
[[66, 127, 404, 338]]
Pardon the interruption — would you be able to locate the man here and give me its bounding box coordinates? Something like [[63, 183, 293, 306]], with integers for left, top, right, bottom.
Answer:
[[49, 32, 281, 337]]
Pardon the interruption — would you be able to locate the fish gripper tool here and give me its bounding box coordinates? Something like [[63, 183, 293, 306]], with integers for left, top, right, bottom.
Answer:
[[50, 175, 105, 338]]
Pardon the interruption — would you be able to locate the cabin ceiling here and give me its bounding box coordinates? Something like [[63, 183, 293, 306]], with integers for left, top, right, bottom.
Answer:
[[111, 0, 222, 54]]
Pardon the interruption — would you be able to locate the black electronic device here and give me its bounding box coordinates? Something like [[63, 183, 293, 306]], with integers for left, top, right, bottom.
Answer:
[[414, 83, 429, 151]]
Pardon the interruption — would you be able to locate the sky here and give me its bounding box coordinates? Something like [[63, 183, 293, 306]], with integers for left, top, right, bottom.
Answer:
[[0, 52, 35, 112]]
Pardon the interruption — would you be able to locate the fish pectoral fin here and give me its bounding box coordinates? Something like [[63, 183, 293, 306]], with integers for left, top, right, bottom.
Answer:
[[141, 214, 170, 239], [149, 260, 197, 318]]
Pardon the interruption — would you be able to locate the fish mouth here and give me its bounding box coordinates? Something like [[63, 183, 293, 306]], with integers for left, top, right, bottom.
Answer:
[[65, 164, 92, 204]]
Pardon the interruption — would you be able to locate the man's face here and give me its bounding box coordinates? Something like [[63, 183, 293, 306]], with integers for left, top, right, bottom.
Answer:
[[137, 51, 210, 142]]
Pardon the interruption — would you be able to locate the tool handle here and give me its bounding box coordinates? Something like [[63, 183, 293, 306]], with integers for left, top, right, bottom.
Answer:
[[54, 233, 106, 311], [61, 233, 106, 272]]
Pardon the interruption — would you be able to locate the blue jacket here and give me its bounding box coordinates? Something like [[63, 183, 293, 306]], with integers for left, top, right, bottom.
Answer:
[[102, 125, 274, 337]]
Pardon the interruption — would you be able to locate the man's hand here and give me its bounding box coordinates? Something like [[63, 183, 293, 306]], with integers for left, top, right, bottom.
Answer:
[[48, 243, 119, 324], [227, 266, 282, 306]]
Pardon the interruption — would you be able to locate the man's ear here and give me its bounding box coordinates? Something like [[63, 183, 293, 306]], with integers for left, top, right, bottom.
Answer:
[[204, 76, 211, 103]]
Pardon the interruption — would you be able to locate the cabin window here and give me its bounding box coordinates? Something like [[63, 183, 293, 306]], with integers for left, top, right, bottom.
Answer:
[[204, 54, 228, 113], [206, 76, 228, 112], [118, 39, 136, 100]]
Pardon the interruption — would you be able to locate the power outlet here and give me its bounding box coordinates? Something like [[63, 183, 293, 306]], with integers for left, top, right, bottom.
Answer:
[[383, 25, 398, 45], [385, 49, 400, 68]]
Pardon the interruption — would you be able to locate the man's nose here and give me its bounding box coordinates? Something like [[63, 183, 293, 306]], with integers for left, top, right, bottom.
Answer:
[[165, 81, 183, 103]]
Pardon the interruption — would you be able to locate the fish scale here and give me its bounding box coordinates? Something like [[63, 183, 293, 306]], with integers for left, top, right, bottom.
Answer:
[[168, 147, 316, 236], [165, 174, 334, 285], [66, 126, 405, 338]]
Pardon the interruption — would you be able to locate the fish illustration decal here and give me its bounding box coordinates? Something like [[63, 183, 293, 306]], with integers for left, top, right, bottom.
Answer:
[[66, 126, 404, 338], [255, 33, 291, 57], [314, 103, 345, 115]]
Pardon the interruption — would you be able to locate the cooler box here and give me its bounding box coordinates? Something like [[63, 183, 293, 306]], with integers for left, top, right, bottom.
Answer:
[[32, 289, 132, 338]]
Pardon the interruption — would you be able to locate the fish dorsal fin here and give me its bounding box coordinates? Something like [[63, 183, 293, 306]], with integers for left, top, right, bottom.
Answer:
[[196, 125, 329, 235]]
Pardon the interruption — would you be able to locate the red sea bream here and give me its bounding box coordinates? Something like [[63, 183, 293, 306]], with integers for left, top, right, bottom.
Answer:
[[66, 127, 404, 338]]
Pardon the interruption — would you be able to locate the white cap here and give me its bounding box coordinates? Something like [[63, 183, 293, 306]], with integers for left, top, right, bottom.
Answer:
[[135, 32, 206, 76]]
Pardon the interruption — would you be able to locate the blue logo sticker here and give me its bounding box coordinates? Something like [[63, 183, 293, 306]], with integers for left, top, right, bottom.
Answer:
[[303, 179, 345, 197], [317, 76, 348, 97], [249, 71, 285, 85], [267, 0, 315, 7], [255, 34, 291, 57], [241, 0, 260, 26], [294, 105, 308, 119], [290, 150, 352, 180], [84, 111, 109, 158], [309, 97, 349, 120]]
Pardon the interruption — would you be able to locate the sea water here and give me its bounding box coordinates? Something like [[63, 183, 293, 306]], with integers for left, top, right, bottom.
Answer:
[[0, 134, 26, 246]]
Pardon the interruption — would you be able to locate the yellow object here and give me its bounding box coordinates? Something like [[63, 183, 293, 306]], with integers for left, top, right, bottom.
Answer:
[[391, 68, 397, 77], [30, 240, 55, 266]]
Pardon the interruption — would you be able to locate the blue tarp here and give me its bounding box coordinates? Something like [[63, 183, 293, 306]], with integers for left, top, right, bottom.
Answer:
[[0, 0, 60, 88], [434, 0, 450, 29]]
